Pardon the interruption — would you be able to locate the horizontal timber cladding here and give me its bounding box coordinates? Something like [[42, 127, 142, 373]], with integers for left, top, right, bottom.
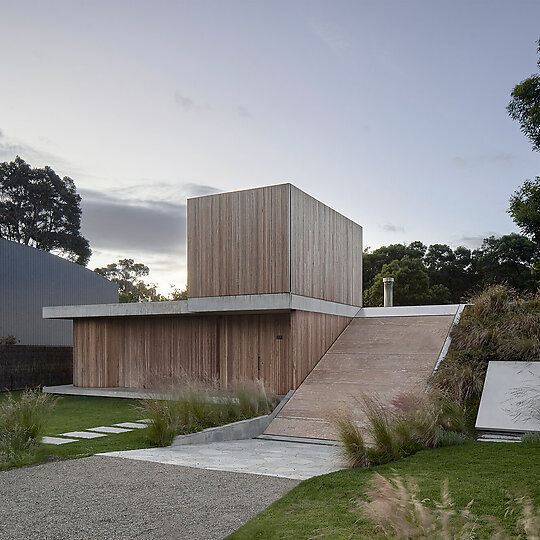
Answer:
[[289, 185, 363, 306], [72, 311, 351, 394], [187, 184, 291, 298]]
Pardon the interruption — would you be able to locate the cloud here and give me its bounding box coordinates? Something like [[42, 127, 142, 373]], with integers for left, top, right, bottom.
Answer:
[[452, 153, 517, 169], [80, 189, 187, 254], [379, 223, 405, 233], [452, 232, 500, 249], [79, 180, 220, 258], [236, 106, 252, 119], [182, 183, 220, 197], [309, 20, 355, 57], [0, 129, 69, 168], [173, 91, 205, 111]]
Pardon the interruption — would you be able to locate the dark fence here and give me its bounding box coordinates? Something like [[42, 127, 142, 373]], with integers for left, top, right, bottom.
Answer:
[[0, 346, 73, 391]]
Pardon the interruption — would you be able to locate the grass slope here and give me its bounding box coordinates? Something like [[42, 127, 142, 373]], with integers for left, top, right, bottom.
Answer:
[[228, 443, 540, 539]]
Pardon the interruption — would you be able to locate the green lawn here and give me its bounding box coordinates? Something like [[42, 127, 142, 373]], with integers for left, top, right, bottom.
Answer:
[[0, 392, 153, 468], [228, 443, 540, 539]]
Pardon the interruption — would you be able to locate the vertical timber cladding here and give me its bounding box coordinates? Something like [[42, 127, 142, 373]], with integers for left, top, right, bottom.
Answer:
[[72, 312, 348, 394], [290, 311, 352, 389], [219, 313, 292, 394], [187, 184, 291, 297], [290, 185, 363, 306], [73, 317, 220, 389]]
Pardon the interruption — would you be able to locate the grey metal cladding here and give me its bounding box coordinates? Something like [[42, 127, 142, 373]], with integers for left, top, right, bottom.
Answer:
[[0, 239, 118, 346]]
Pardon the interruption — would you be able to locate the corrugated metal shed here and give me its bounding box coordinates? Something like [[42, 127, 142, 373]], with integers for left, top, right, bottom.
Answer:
[[0, 239, 118, 345]]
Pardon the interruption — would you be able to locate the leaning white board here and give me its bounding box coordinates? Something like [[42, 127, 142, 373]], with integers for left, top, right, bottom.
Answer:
[[476, 361, 540, 433]]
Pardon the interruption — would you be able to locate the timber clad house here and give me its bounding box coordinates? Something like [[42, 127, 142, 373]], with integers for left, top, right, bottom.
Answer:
[[44, 184, 363, 395]]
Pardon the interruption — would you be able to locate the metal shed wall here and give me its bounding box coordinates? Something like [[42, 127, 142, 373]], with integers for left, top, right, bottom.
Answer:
[[0, 239, 118, 346]]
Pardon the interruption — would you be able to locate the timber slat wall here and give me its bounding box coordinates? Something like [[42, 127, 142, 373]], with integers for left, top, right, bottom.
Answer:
[[290, 311, 352, 389], [73, 312, 350, 394], [187, 185, 290, 298], [290, 186, 363, 306], [187, 184, 362, 306]]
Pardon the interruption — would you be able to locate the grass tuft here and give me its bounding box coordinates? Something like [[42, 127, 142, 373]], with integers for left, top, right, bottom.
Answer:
[[521, 431, 540, 444], [0, 389, 57, 467], [138, 380, 278, 447]]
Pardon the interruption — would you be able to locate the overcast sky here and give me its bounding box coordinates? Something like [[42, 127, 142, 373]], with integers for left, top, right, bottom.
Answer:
[[1, 0, 539, 293]]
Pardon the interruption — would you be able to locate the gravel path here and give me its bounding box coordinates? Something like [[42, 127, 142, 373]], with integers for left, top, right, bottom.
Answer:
[[0, 456, 298, 539]]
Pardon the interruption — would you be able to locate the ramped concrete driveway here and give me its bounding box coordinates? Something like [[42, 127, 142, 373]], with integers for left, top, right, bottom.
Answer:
[[0, 456, 298, 540]]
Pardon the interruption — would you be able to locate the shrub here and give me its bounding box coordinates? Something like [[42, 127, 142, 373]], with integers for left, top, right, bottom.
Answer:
[[0, 334, 18, 345], [333, 414, 369, 468], [436, 430, 471, 447], [431, 353, 486, 405], [138, 380, 278, 447], [521, 431, 540, 443], [0, 390, 57, 467], [334, 392, 469, 468]]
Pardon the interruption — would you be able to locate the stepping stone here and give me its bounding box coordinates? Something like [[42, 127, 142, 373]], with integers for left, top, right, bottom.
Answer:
[[87, 426, 132, 434], [137, 419, 152, 423], [61, 431, 108, 439], [113, 422, 148, 429], [41, 436, 78, 445]]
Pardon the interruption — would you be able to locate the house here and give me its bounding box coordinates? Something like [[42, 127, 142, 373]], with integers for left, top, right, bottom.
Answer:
[[43, 183, 363, 394]]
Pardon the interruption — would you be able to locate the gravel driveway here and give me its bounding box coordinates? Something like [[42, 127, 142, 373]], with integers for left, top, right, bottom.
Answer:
[[0, 456, 298, 539]]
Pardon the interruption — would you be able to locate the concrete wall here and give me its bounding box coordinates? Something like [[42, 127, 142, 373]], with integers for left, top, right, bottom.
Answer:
[[0, 239, 118, 345]]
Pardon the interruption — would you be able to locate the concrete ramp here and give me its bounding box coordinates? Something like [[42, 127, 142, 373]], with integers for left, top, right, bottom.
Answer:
[[264, 309, 459, 441]]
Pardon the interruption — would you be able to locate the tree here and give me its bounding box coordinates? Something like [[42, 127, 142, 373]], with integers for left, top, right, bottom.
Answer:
[[507, 39, 540, 151], [424, 244, 476, 302], [0, 156, 91, 265], [168, 286, 188, 300], [474, 234, 539, 291], [509, 177, 540, 244], [363, 256, 450, 307], [363, 241, 426, 293], [94, 259, 163, 303]]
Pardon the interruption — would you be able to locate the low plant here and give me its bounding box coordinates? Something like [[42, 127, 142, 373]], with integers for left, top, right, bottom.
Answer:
[[436, 430, 471, 447], [521, 431, 540, 443], [358, 472, 540, 539], [334, 392, 469, 468], [138, 380, 278, 447], [0, 389, 57, 467], [0, 334, 18, 345], [333, 414, 369, 468]]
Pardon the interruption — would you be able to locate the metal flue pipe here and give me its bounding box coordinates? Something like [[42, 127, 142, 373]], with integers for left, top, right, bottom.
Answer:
[[383, 277, 394, 307]]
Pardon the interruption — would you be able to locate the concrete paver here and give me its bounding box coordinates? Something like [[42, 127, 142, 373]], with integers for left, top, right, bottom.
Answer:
[[100, 438, 342, 480]]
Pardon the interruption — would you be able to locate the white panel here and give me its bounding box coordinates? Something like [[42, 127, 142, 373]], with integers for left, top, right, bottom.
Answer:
[[476, 361, 540, 433]]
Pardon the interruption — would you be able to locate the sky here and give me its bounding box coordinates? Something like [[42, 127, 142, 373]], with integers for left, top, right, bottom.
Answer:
[[1, 0, 539, 293]]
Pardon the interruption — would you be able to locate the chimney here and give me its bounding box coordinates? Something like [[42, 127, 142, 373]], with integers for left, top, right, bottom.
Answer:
[[383, 277, 394, 307]]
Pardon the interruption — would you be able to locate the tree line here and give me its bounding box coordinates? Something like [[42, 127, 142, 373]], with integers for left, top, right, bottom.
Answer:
[[363, 234, 538, 306]]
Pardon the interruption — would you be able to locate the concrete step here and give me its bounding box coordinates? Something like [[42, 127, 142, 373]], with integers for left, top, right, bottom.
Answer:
[[477, 432, 522, 443]]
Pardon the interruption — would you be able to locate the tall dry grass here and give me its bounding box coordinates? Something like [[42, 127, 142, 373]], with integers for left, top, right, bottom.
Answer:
[[358, 472, 540, 539], [334, 392, 469, 468], [0, 389, 57, 467], [433, 285, 540, 404], [138, 380, 279, 447]]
